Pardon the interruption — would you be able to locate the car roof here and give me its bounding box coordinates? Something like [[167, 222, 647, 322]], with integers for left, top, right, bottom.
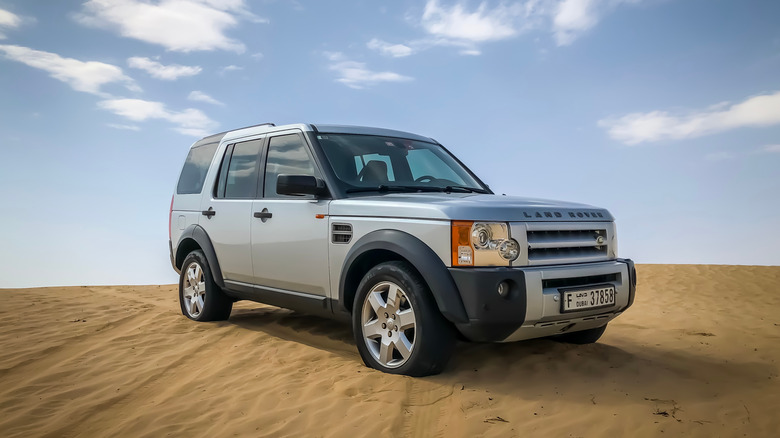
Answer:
[[206, 123, 436, 145]]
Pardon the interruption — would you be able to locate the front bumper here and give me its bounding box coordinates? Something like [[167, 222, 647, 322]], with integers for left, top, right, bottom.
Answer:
[[449, 258, 635, 342]]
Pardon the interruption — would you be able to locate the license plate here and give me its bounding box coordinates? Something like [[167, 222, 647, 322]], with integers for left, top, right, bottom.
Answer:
[[560, 284, 616, 313]]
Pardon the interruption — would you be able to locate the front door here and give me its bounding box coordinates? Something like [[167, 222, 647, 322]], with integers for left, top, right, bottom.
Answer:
[[251, 131, 330, 296]]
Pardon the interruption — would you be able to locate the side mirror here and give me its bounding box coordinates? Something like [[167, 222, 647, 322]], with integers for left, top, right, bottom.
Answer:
[[277, 174, 328, 197]]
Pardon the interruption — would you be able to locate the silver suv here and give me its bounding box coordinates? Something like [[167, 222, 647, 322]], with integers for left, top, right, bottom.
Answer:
[[169, 123, 636, 376]]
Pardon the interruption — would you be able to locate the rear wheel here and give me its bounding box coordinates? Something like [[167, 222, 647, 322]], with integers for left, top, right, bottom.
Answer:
[[352, 261, 455, 376], [179, 250, 232, 321], [555, 324, 607, 344]]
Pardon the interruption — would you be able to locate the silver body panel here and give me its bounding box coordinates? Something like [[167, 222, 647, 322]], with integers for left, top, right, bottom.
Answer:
[[251, 199, 330, 295], [198, 199, 255, 283], [330, 193, 613, 222]]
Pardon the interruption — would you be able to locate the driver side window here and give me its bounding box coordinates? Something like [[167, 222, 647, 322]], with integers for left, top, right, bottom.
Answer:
[[264, 133, 318, 198]]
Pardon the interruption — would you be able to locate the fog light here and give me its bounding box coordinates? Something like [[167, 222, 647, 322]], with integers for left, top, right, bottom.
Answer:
[[497, 281, 510, 298]]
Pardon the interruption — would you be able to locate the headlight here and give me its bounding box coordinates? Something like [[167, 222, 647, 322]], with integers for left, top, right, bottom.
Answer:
[[451, 221, 520, 267]]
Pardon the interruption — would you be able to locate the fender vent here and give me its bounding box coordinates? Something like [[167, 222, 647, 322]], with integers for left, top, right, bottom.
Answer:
[[332, 223, 352, 244]]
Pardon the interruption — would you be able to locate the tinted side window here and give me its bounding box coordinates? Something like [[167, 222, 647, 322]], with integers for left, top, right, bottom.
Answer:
[[264, 134, 316, 198], [224, 139, 263, 199], [177, 143, 218, 194]]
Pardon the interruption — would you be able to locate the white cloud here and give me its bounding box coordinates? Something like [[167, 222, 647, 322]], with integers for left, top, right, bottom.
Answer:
[[325, 52, 412, 89], [188, 90, 224, 106], [367, 35, 483, 57], [0, 8, 21, 39], [98, 98, 217, 136], [760, 144, 780, 154], [367, 39, 414, 57], [421, 0, 520, 42], [553, 0, 640, 46], [107, 123, 141, 131], [220, 64, 243, 74], [127, 56, 201, 80], [598, 91, 780, 145], [75, 0, 265, 53], [0, 44, 139, 96], [397, 0, 644, 55]]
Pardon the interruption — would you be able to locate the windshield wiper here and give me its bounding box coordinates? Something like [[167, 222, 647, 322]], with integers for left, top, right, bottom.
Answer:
[[346, 185, 489, 194], [443, 185, 490, 194], [346, 185, 440, 194]]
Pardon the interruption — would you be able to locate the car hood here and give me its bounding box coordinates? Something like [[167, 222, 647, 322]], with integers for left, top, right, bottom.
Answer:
[[329, 193, 613, 222]]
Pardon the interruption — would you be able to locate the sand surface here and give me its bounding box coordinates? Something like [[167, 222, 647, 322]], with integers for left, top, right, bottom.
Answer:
[[1, 265, 778, 437]]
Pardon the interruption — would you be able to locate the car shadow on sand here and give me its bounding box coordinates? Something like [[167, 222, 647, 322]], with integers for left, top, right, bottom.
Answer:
[[223, 306, 775, 405], [226, 306, 358, 360]]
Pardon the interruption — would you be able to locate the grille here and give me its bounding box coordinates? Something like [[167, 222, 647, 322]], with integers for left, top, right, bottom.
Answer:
[[332, 223, 352, 244], [526, 226, 610, 265]]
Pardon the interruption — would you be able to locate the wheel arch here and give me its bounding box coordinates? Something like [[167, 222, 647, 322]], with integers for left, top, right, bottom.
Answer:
[[175, 225, 225, 288], [338, 230, 468, 324]]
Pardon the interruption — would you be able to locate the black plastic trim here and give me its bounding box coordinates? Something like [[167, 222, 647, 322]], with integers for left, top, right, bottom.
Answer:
[[618, 258, 636, 311], [339, 230, 469, 323], [448, 267, 528, 342], [223, 280, 332, 318], [176, 225, 225, 288], [169, 240, 179, 274]]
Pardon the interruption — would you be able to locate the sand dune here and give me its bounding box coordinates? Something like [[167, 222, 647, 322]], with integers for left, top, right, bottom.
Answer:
[[1, 265, 778, 437]]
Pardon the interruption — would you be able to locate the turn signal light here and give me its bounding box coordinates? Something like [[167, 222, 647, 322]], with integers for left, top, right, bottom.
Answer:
[[451, 221, 474, 266]]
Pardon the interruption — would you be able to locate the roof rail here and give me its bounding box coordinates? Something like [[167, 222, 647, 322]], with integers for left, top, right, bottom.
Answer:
[[237, 122, 275, 130], [204, 122, 276, 139]]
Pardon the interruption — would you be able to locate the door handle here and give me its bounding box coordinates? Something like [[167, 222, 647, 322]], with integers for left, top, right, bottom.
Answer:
[[254, 212, 272, 219], [202, 207, 216, 218]]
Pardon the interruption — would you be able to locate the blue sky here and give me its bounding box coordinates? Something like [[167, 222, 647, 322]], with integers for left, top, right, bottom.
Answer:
[[1, 0, 778, 288]]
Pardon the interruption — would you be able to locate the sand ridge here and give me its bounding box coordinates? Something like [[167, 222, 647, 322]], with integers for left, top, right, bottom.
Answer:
[[0, 265, 778, 437]]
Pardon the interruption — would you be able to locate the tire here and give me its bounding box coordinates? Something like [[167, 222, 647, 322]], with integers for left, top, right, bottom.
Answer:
[[352, 261, 455, 376], [554, 324, 607, 344], [179, 250, 233, 321]]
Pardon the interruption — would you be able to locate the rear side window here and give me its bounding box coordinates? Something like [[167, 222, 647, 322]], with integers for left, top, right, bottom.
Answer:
[[177, 143, 218, 194], [224, 139, 263, 198]]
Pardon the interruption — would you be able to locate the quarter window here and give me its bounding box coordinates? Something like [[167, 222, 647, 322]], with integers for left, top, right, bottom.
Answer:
[[176, 142, 218, 194]]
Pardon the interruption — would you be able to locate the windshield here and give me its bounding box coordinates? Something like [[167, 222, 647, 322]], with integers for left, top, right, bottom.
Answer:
[[316, 134, 487, 194]]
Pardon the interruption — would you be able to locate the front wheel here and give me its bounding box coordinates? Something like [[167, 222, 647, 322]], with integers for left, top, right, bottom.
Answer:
[[352, 261, 455, 376], [179, 250, 232, 321]]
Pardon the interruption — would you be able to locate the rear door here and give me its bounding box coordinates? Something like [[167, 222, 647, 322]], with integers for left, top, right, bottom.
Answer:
[[251, 131, 330, 296], [197, 137, 265, 284]]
